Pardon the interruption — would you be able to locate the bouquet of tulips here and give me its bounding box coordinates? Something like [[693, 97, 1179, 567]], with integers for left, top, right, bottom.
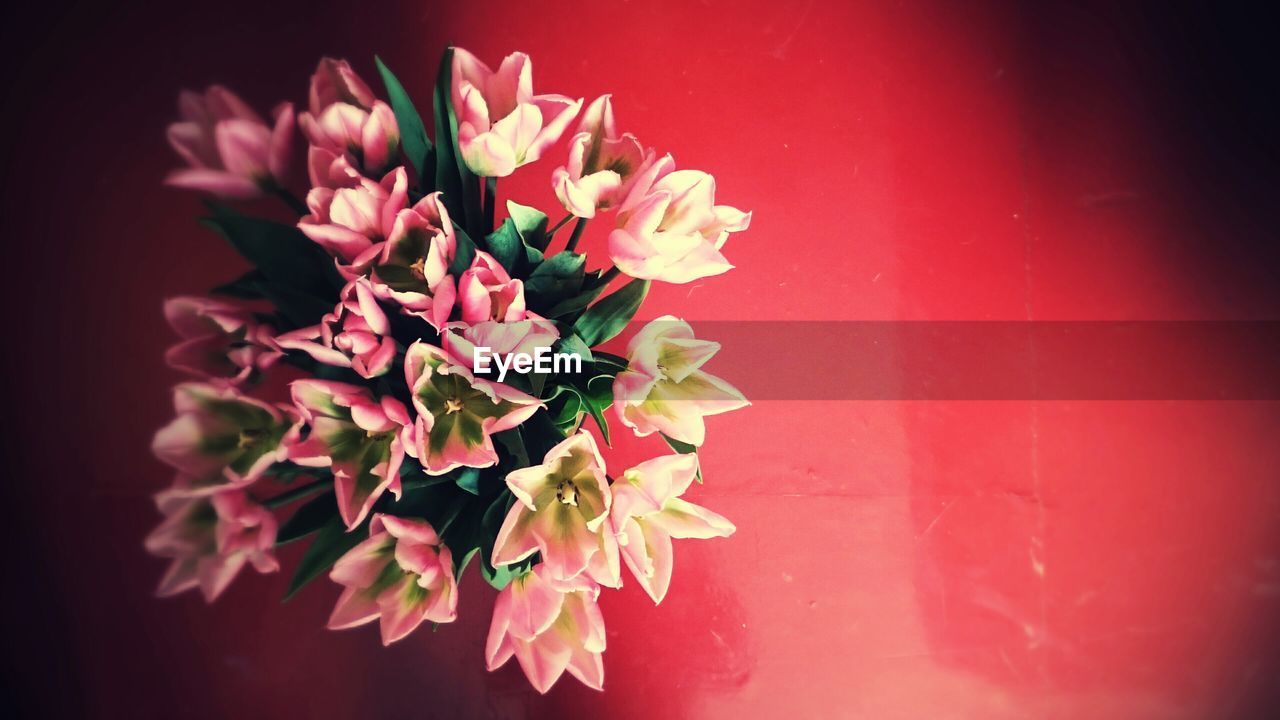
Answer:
[[146, 47, 750, 693]]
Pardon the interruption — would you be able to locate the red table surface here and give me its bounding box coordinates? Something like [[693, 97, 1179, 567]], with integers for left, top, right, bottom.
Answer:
[[3, 1, 1279, 717]]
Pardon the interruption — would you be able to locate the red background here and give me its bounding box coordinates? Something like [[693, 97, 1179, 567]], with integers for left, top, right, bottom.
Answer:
[[4, 1, 1280, 717]]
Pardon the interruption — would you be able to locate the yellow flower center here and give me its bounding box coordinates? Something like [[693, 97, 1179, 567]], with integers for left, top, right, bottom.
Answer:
[[556, 480, 579, 506], [444, 398, 464, 414], [409, 258, 427, 282]]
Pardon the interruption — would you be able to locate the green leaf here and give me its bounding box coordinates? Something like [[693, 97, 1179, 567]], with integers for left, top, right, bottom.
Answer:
[[483, 219, 523, 272], [483, 490, 514, 531], [583, 397, 611, 444], [579, 374, 614, 444], [375, 56, 434, 186], [454, 547, 479, 581], [525, 252, 585, 309], [432, 47, 481, 235], [544, 283, 607, 320], [449, 226, 477, 276], [477, 490, 527, 591], [591, 350, 629, 371], [660, 433, 701, 481], [573, 279, 650, 346], [530, 369, 548, 398], [258, 282, 335, 329], [524, 244, 546, 269], [210, 269, 267, 299], [545, 384, 586, 429], [506, 201, 549, 251], [284, 517, 366, 601], [276, 493, 339, 546], [481, 562, 522, 590], [661, 432, 699, 454], [493, 428, 530, 468], [556, 333, 594, 365], [201, 203, 341, 299], [520, 409, 569, 459], [455, 467, 481, 495]]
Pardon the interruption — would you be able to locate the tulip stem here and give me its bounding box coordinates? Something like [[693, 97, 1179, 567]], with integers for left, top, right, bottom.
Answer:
[[483, 177, 497, 233], [548, 213, 574, 236], [263, 478, 332, 509], [271, 186, 309, 217], [598, 267, 621, 284], [565, 218, 589, 253]]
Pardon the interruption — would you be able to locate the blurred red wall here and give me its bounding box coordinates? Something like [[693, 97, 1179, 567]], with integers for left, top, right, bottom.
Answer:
[[3, 1, 1279, 717]]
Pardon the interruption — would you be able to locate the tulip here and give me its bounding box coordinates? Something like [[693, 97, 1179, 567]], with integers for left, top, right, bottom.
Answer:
[[441, 318, 560, 373], [362, 191, 459, 329], [552, 95, 653, 218], [164, 296, 281, 386], [298, 166, 410, 264], [458, 251, 527, 323], [452, 48, 582, 177], [612, 316, 747, 446], [404, 341, 541, 474], [166, 85, 294, 198], [152, 383, 296, 485], [610, 454, 735, 603], [299, 92, 399, 187], [145, 481, 278, 601], [607, 156, 751, 283], [276, 278, 396, 379], [328, 514, 458, 644], [485, 566, 606, 693], [307, 57, 377, 117], [492, 432, 620, 587], [285, 380, 413, 530]]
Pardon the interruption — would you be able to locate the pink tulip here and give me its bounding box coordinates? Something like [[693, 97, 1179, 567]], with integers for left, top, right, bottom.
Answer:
[[552, 95, 653, 218], [441, 318, 560, 373], [328, 514, 458, 644], [298, 166, 410, 264], [285, 380, 413, 530], [485, 566, 606, 693], [362, 190, 459, 329], [299, 84, 399, 187], [612, 316, 748, 446], [607, 156, 751, 283], [152, 383, 296, 485], [307, 57, 377, 117], [458, 251, 527, 323], [492, 432, 620, 587], [403, 341, 541, 474], [276, 278, 396, 379], [451, 48, 582, 177], [164, 296, 282, 386], [610, 454, 735, 603], [166, 85, 294, 198], [145, 481, 278, 602]]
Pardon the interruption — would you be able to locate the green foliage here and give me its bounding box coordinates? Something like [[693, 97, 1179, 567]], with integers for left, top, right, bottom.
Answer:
[[432, 47, 481, 235], [506, 201, 550, 251], [525, 252, 586, 311], [375, 56, 434, 186], [449, 226, 478, 276], [661, 433, 703, 481], [573, 278, 650, 346], [455, 467, 481, 495], [276, 493, 339, 545], [201, 203, 341, 329], [284, 516, 366, 601], [210, 269, 267, 299], [543, 283, 608, 321]]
